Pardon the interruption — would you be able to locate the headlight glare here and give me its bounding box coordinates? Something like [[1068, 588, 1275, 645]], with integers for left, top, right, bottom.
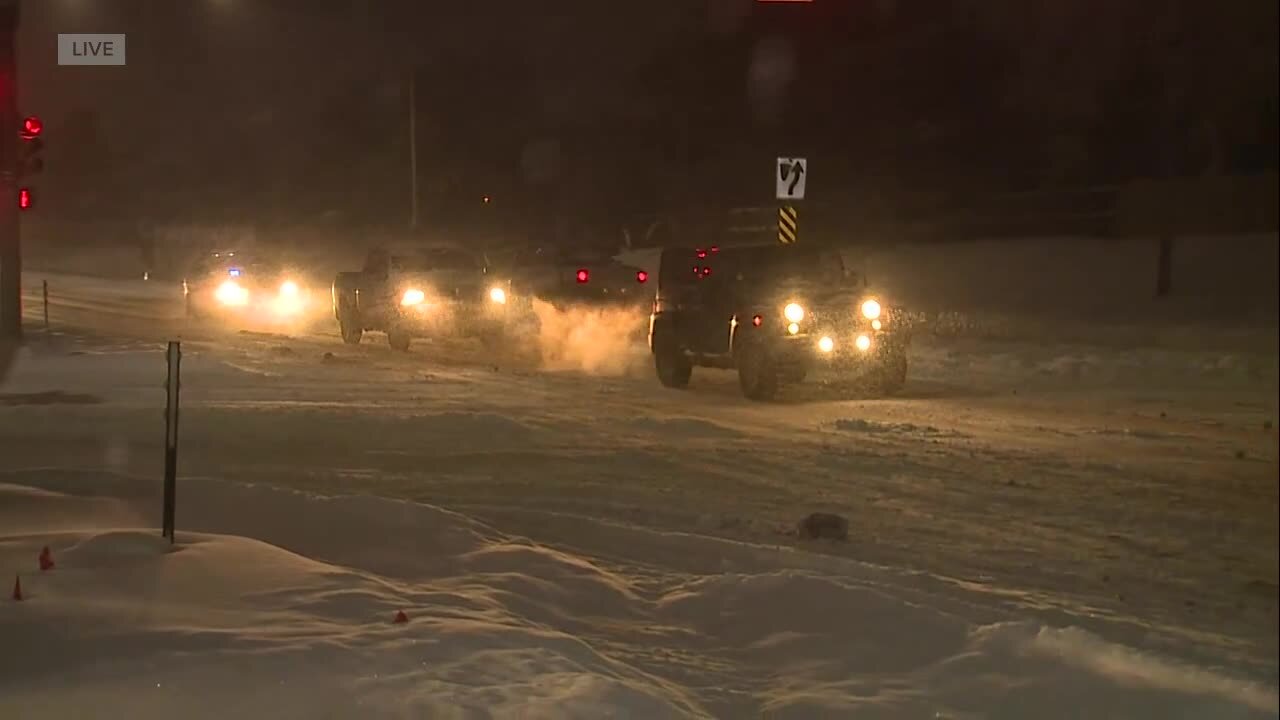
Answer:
[[401, 288, 426, 306], [489, 287, 507, 304], [783, 303, 805, 323], [215, 280, 249, 306], [280, 280, 300, 297], [861, 299, 881, 320]]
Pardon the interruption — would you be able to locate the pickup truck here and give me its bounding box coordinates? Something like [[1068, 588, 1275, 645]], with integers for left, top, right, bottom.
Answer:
[[332, 245, 511, 351]]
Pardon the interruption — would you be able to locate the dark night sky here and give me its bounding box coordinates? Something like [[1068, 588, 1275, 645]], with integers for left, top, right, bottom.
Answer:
[[14, 0, 1279, 239]]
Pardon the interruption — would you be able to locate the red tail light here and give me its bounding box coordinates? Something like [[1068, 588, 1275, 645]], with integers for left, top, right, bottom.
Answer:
[[18, 188, 32, 210], [752, 314, 763, 327], [636, 270, 648, 283], [576, 269, 589, 283]]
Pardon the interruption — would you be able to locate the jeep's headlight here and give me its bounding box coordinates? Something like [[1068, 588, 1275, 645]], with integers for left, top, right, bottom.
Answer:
[[489, 287, 507, 305], [401, 288, 426, 306], [861, 299, 881, 320], [783, 303, 805, 323]]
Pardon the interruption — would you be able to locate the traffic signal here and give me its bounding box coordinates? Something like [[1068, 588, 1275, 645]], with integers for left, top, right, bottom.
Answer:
[[18, 115, 44, 178]]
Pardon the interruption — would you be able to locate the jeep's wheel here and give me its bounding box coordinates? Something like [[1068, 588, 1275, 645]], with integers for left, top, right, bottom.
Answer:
[[387, 327, 411, 352], [338, 315, 363, 345], [653, 334, 692, 389], [872, 352, 908, 395], [737, 345, 779, 401], [479, 328, 512, 358]]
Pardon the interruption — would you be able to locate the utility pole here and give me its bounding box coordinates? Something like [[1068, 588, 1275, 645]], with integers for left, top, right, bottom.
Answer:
[[0, 0, 20, 340], [408, 69, 418, 230]]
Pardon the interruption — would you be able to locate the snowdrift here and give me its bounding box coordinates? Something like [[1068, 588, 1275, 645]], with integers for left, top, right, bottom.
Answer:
[[2, 473, 1275, 719]]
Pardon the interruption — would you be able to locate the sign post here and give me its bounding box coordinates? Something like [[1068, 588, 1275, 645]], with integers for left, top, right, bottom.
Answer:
[[776, 157, 807, 244], [778, 206, 798, 245], [162, 341, 181, 543]]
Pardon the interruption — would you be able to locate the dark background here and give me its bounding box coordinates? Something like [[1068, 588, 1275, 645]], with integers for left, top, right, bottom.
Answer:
[[16, 0, 1279, 246]]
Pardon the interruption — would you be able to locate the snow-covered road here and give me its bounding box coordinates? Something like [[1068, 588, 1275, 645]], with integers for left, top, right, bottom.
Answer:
[[4, 271, 1278, 716]]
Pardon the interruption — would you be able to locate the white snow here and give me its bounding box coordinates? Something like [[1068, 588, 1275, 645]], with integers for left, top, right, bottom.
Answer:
[[2, 474, 1276, 719], [3, 262, 1277, 718]]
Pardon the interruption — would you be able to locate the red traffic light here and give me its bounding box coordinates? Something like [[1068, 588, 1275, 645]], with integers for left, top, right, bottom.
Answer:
[[21, 116, 42, 138], [18, 188, 32, 210]]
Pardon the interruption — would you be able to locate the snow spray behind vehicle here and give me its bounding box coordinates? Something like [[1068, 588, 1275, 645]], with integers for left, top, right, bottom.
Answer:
[[528, 299, 649, 376]]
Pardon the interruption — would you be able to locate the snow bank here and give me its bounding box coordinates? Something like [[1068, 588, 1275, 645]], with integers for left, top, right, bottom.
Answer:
[[2, 472, 1275, 719]]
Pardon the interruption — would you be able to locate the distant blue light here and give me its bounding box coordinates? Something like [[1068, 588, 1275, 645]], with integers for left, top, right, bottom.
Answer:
[[229, 268, 242, 277]]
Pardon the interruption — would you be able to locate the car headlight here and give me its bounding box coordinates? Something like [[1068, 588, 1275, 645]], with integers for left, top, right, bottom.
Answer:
[[489, 287, 507, 305], [401, 288, 426, 306], [855, 334, 872, 352], [861, 299, 881, 320], [784, 302, 805, 323], [280, 280, 300, 297], [215, 280, 249, 306]]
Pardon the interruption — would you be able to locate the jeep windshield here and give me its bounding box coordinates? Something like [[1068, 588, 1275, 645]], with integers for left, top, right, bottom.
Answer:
[[733, 246, 845, 288]]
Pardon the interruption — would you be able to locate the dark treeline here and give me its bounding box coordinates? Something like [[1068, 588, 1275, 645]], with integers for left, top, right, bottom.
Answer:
[[20, 0, 1277, 241]]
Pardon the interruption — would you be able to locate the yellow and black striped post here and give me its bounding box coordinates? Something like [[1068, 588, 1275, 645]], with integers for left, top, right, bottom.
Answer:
[[778, 205, 798, 244]]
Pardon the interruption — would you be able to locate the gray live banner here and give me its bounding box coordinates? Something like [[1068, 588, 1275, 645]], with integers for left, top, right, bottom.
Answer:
[[58, 33, 126, 66]]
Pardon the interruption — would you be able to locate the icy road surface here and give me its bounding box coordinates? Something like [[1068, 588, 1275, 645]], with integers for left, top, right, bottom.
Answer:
[[4, 271, 1279, 711]]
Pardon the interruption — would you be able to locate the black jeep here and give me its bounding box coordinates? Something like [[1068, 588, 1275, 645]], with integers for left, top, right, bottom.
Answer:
[[648, 243, 910, 400]]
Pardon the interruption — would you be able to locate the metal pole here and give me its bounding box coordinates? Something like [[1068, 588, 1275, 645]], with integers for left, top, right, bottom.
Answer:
[[0, 1, 21, 340], [162, 341, 182, 543], [41, 279, 47, 330], [408, 70, 418, 230]]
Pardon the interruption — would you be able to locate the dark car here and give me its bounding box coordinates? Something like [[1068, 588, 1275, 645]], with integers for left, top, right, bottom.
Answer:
[[332, 244, 512, 351], [498, 245, 652, 312], [647, 243, 910, 400], [183, 250, 318, 324]]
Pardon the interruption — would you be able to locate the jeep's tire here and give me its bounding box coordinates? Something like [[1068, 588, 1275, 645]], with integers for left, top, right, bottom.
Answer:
[[872, 352, 908, 395], [653, 331, 692, 389], [387, 327, 411, 352], [338, 315, 363, 345], [479, 328, 512, 358], [737, 345, 779, 401]]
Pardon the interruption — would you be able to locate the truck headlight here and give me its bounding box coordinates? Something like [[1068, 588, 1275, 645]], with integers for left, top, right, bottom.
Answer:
[[488, 287, 507, 305], [401, 288, 426, 306], [784, 303, 805, 323], [861, 299, 881, 320], [280, 280, 300, 298], [215, 280, 249, 306]]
